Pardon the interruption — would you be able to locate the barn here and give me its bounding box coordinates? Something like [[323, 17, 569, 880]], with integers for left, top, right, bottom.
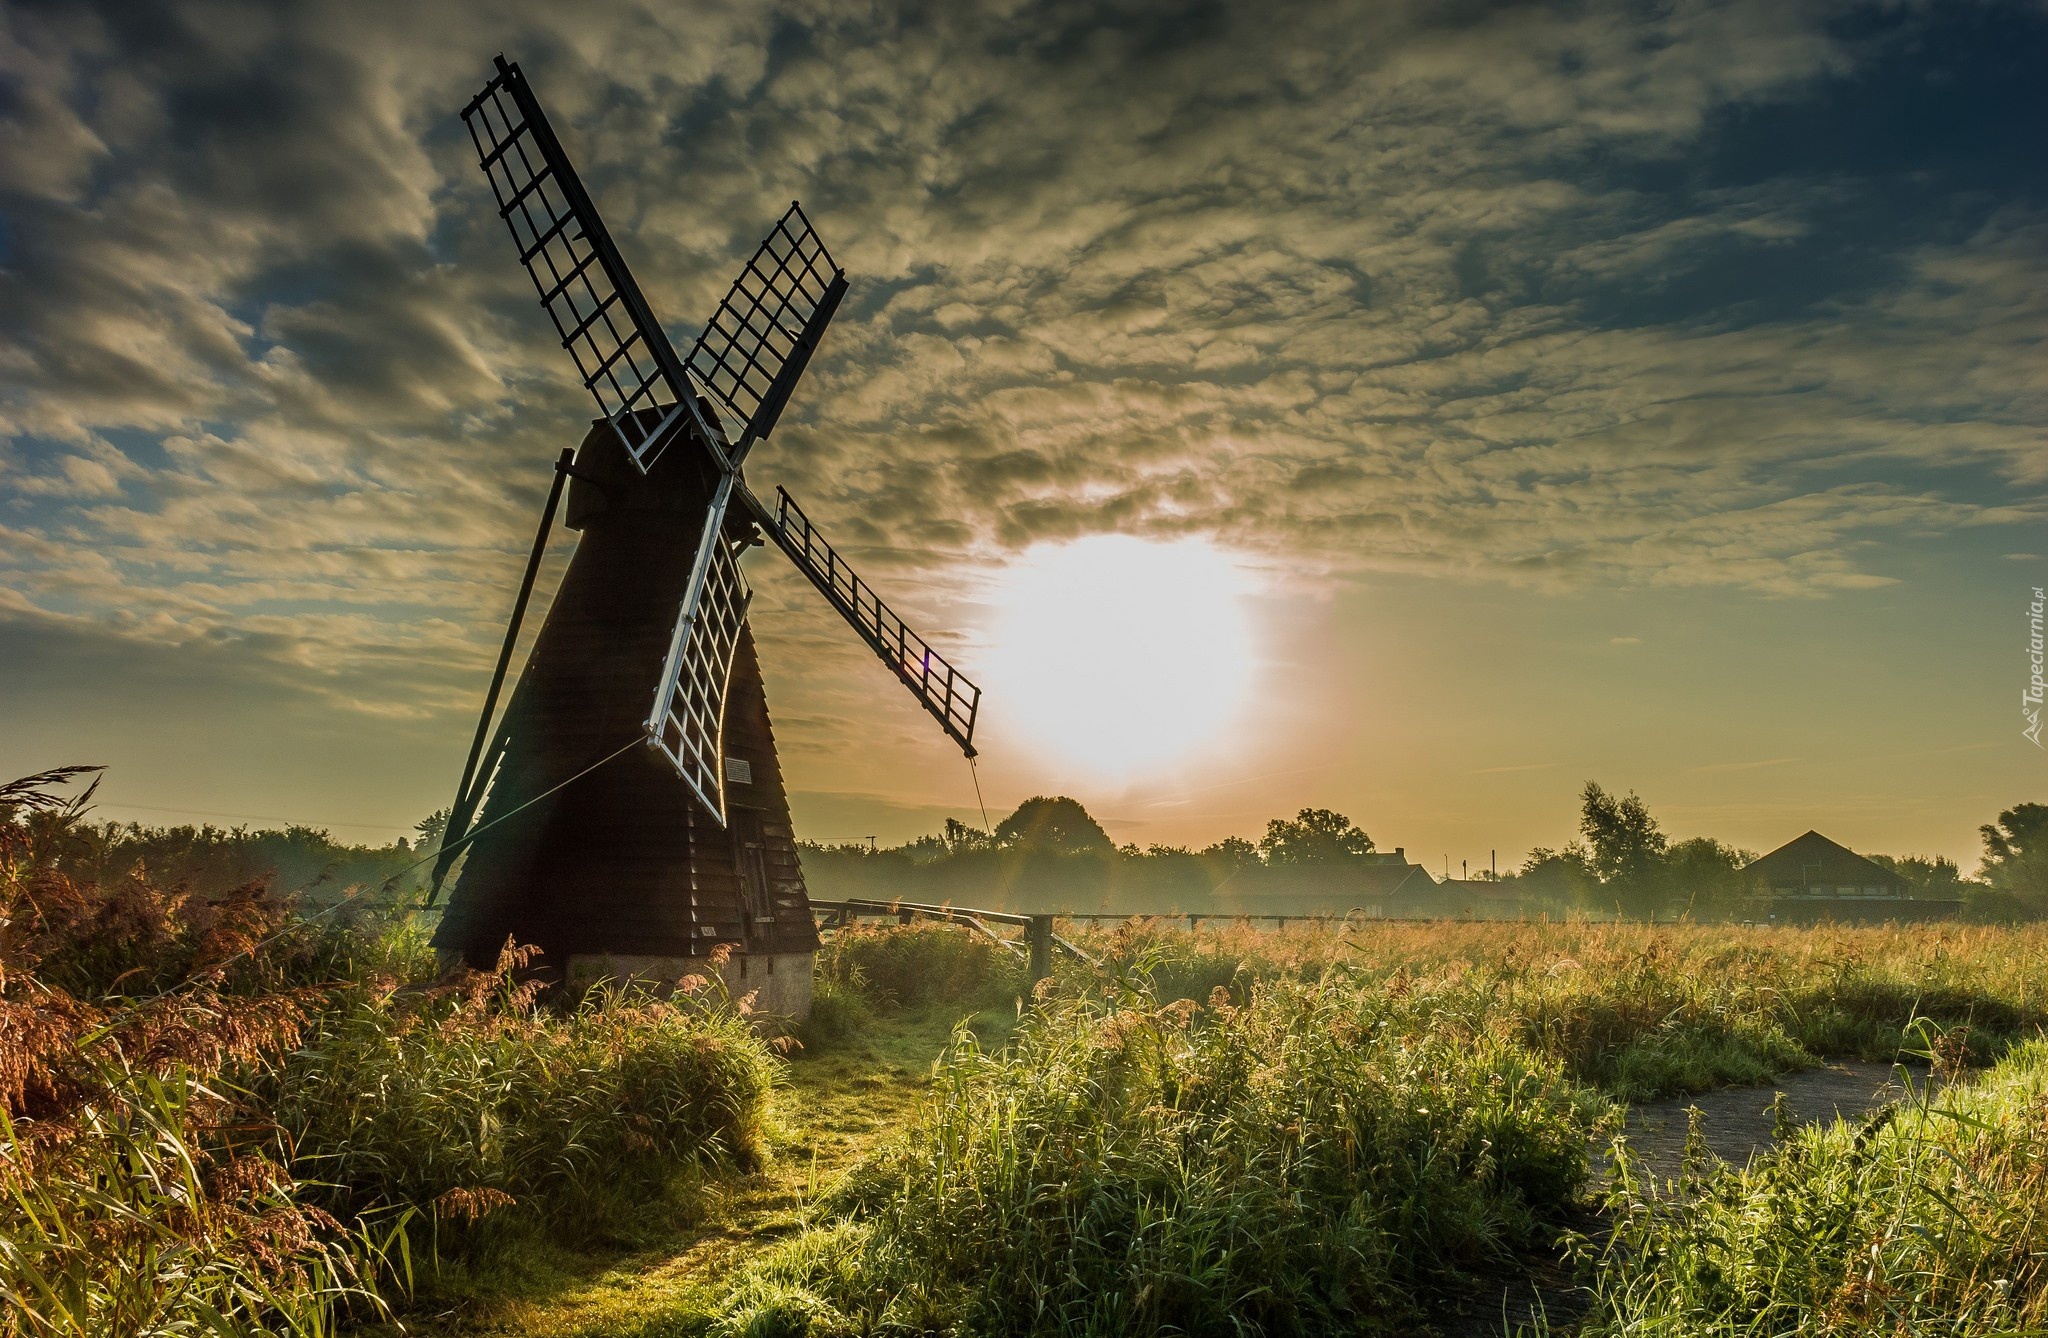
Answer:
[[1741, 830, 1960, 925]]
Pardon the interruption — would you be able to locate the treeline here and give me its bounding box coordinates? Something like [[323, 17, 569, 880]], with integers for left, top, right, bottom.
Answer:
[[802, 797, 1473, 917], [0, 768, 435, 908], [9, 767, 2038, 923], [1522, 783, 2045, 922], [804, 786, 2048, 922], [800, 797, 1267, 916]]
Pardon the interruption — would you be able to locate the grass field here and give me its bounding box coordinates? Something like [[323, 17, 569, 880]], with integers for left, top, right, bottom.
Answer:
[[6, 806, 2047, 1338]]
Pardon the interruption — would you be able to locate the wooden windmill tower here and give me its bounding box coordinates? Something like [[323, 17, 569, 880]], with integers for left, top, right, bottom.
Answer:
[[427, 58, 981, 1013]]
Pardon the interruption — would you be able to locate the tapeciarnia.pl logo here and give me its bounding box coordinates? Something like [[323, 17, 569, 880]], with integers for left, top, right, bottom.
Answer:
[[2028, 585, 2045, 748]]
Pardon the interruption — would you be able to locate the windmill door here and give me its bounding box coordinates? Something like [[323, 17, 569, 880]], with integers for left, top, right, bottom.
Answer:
[[731, 808, 775, 939]]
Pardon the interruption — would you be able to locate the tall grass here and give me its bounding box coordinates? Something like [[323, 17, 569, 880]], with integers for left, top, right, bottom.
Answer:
[[715, 975, 1606, 1336], [1585, 1037, 2048, 1335], [0, 1032, 397, 1337], [1068, 919, 2048, 1098], [271, 966, 777, 1246], [2, 770, 781, 1333], [700, 919, 2048, 1336]]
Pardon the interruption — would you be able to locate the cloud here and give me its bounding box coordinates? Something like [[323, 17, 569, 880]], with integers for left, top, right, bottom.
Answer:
[[1688, 756, 1803, 774], [0, 0, 2041, 766]]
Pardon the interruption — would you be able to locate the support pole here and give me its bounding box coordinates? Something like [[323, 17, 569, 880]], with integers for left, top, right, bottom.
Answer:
[[428, 448, 575, 904], [1027, 915, 1053, 989]]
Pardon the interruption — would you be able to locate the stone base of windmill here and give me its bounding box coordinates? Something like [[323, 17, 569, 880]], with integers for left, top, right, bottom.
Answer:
[[565, 950, 815, 1021]]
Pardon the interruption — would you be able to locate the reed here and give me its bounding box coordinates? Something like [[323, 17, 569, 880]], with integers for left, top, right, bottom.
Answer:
[[1, 770, 780, 1333]]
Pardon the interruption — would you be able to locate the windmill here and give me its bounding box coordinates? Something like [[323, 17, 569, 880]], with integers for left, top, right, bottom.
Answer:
[[426, 57, 981, 1011]]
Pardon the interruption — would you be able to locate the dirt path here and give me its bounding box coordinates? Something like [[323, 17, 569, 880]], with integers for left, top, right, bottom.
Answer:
[[1614, 1060, 1929, 1184], [1449, 1061, 1931, 1337], [382, 1034, 1929, 1337], [376, 1011, 978, 1337]]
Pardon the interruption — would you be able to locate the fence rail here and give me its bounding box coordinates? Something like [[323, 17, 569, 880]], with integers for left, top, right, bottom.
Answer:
[[809, 898, 1097, 982], [805, 899, 1617, 985]]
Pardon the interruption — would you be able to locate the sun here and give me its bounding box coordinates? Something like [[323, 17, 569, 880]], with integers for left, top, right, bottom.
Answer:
[[980, 534, 1261, 782]]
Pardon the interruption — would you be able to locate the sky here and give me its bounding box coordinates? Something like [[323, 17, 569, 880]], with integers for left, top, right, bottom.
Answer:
[[1, 0, 2043, 873]]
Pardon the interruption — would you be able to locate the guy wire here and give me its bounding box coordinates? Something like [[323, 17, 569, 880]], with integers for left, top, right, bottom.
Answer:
[[129, 734, 645, 1004], [968, 753, 992, 834]]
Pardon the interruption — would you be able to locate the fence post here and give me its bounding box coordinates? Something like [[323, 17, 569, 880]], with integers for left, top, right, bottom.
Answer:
[[1027, 915, 1053, 988]]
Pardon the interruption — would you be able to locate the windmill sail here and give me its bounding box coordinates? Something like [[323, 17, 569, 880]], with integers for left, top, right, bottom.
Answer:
[[687, 203, 848, 463], [462, 57, 716, 473], [763, 486, 980, 757], [646, 479, 753, 820]]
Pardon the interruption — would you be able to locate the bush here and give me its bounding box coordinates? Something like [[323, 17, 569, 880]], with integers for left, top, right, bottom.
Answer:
[[797, 975, 876, 1048], [817, 922, 1026, 1013], [272, 968, 778, 1244], [713, 976, 1603, 1335]]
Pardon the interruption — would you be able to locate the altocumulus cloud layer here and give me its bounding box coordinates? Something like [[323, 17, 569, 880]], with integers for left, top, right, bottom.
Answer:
[[1, 0, 2043, 759]]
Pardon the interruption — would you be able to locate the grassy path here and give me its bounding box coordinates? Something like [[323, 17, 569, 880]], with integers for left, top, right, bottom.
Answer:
[[377, 1009, 992, 1337]]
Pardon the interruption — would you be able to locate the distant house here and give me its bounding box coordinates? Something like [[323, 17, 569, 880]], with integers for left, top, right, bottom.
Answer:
[[1433, 879, 1543, 921], [1742, 830, 1961, 925]]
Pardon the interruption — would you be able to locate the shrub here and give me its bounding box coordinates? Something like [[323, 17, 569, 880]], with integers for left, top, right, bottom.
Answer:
[[798, 975, 876, 1048], [2, 768, 783, 1326], [817, 921, 1026, 1012], [271, 968, 778, 1243]]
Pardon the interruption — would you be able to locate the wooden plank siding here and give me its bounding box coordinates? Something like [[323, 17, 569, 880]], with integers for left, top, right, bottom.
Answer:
[[432, 417, 818, 968]]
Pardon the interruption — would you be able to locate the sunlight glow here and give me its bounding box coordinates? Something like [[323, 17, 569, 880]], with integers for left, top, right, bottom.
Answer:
[[981, 535, 1261, 782]]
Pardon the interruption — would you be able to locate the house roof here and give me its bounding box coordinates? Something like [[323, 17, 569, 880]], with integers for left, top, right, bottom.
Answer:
[[1742, 830, 1909, 891], [1437, 878, 1530, 901]]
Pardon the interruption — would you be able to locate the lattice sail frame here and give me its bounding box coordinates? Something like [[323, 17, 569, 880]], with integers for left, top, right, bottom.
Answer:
[[688, 203, 848, 462], [463, 58, 718, 474], [647, 484, 753, 820], [764, 487, 980, 756]]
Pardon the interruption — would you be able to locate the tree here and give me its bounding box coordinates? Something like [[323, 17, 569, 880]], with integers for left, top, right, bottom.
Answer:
[[413, 808, 449, 850], [1978, 803, 2048, 916], [1514, 844, 1596, 903], [1866, 852, 1965, 895], [942, 817, 994, 855], [1579, 782, 1668, 915], [1257, 809, 1374, 866], [1664, 836, 1754, 919], [993, 796, 1113, 856], [1198, 835, 1260, 873]]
